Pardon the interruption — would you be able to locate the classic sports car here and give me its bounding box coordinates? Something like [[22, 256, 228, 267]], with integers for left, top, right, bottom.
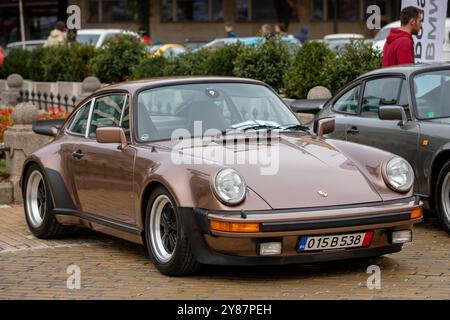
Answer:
[[298, 64, 450, 234], [22, 77, 422, 276]]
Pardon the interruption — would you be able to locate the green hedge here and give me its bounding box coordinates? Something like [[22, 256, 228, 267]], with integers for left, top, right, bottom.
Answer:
[[283, 41, 334, 99], [323, 40, 382, 94], [233, 38, 291, 91], [1, 38, 382, 98], [89, 35, 146, 83]]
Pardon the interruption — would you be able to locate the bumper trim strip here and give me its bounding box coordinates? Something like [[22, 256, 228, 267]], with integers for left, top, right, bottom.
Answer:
[[260, 211, 412, 232]]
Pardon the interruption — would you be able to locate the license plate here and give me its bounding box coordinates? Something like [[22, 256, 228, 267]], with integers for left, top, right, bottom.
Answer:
[[297, 232, 373, 252]]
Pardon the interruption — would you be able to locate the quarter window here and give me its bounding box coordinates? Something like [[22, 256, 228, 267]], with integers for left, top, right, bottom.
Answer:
[[68, 102, 92, 135], [88, 94, 127, 138], [333, 85, 361, 114]]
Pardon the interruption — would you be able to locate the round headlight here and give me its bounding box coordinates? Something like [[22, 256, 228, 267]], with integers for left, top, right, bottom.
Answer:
[[214, 169, 246, 205], [384, 157, 414, 192]]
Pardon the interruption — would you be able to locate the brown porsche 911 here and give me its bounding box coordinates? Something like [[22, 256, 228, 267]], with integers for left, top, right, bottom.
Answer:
[[21, 77, 423, 276]]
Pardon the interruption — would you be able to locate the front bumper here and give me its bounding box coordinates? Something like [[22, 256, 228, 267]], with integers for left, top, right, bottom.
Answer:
[[179, 196, 422, 266]]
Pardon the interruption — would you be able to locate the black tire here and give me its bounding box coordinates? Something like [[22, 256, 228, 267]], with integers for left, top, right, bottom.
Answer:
[[144, 186, 201, 276], [23, 164, 72, 239], [435, 161, 450, 234]]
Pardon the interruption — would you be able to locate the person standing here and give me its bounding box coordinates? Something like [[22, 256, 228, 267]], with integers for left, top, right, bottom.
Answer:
[[382, 6, 423, 67], [43, 21, 67, 47], [225, 23, 238, 38], [260, 24, 273, 38], [274, 23, 288, 37]]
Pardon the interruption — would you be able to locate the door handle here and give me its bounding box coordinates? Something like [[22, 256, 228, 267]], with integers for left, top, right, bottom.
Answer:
[[72, 149, 84, 159], [347, 126, 359, 135]]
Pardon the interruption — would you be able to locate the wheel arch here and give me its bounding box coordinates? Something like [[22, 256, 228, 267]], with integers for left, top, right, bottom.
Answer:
[[430, 149, 450, 209]]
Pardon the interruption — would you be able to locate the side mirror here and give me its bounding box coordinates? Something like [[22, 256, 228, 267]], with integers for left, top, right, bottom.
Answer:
[[32, 119, 64, 137], [314, 118, 335, 138], [96, 127, 127, 149], [379, 106, 407, 125]]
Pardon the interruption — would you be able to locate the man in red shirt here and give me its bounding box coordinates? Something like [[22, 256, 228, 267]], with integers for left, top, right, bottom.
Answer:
[[382, 6, 423, 67]]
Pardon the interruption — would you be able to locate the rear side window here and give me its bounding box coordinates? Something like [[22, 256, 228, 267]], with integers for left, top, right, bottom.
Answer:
[[67, 102, 91, 135]]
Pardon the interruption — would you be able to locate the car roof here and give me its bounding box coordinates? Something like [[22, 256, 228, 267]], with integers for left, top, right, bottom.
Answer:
[[6, 40, 46, 47], [95, 76, 267, 94], [324, 33, 365, 40], [77, 29, 137, 35], [360, 63, 450, 78]]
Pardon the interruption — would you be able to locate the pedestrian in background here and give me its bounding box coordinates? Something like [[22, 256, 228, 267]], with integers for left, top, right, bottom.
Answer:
[[260, 24, 273, 38], [225, 23, 238, 38], [43, 21, 67, 47], [382, 6, 423, 67], [274, 23, 287, 37]]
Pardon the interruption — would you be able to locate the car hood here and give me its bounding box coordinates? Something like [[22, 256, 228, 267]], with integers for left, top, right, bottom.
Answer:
[[154, 133, 383, 209]]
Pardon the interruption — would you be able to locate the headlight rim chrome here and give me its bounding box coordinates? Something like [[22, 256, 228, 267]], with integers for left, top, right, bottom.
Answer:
[[213, 168, 247, 206], [382, 157, 414, 193]]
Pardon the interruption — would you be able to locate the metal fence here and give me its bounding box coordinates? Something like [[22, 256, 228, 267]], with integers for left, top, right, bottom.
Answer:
[[18, 90, 77, 113]]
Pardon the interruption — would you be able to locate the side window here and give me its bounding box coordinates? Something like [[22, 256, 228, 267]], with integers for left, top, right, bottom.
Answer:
[[68, 102, 91, 135], [361, 77, 403, 118], [89, 94, 126, 138], [333, 85, 361, 114]]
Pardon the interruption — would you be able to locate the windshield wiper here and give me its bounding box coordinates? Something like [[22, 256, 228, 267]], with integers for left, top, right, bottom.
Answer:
[[242, 124, 279, 132], [278, 124, 310, 132]]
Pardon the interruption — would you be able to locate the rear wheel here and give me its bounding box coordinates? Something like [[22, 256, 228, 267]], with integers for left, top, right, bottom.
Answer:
[[435, 161, 450, 234], [144, 186, 200, 276], [24, 164, 72, 238]]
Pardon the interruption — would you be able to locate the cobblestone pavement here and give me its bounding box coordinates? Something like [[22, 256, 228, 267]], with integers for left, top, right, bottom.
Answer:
[[0, 205, 449, 300]]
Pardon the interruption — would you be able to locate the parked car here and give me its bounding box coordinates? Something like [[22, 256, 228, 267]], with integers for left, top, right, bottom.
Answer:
[[146, 43, 187, 59], [373, 19, 450, 62], [5, 40, 46, 53], [22, 77, 422, 276], [295, 63, 450, 234], [323, 33, 365, 51], [199, 35, 302, 51], [76, 29, 141, 48]]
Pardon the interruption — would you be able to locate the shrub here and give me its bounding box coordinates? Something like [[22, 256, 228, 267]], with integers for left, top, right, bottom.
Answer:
[[283, 41, 335, 99], [323, 40, 382, 94], [0, 106, 14, 143], [163, 49, 210, 76], [89, 34, 146, 83], [130, 56, 167, 79], [27, 46, 46, 81], [203, 43, 243, 76], [40, 44, 96, 82], [2, 48, 32, 79], [233, 38, 291, 91]]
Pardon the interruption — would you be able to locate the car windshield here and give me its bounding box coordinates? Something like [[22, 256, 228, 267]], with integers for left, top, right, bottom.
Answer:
[[414, 69, 450, 119], [76, 34, 100, 46], [136, 83, 300, 141]]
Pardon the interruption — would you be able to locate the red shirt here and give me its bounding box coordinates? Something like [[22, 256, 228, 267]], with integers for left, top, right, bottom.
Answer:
[[382, 28, 414, 67]]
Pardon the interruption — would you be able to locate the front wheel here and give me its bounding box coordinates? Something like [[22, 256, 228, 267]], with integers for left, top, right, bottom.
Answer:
[[435, 161, 450, 234], [23, 164, 71, 238], [144, 186, 200, 276]]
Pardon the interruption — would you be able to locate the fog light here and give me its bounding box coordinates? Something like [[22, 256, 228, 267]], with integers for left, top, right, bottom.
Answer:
[[258, 242, 282, 256], [391, 230, 412, 244]]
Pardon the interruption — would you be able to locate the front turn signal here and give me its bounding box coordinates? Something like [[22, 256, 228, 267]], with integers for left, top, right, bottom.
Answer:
[[410, 208, 423, 219], [210, 220, 260, 233]]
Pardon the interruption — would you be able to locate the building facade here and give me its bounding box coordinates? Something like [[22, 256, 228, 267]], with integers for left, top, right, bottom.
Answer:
[[1, 0, 449, 47]]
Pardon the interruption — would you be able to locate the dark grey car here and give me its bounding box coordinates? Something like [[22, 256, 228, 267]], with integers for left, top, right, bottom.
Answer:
[[295, 64, 450, 234]]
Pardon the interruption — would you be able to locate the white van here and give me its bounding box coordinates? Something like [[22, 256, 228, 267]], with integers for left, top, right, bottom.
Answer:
[[373, 19, 450, 62]]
